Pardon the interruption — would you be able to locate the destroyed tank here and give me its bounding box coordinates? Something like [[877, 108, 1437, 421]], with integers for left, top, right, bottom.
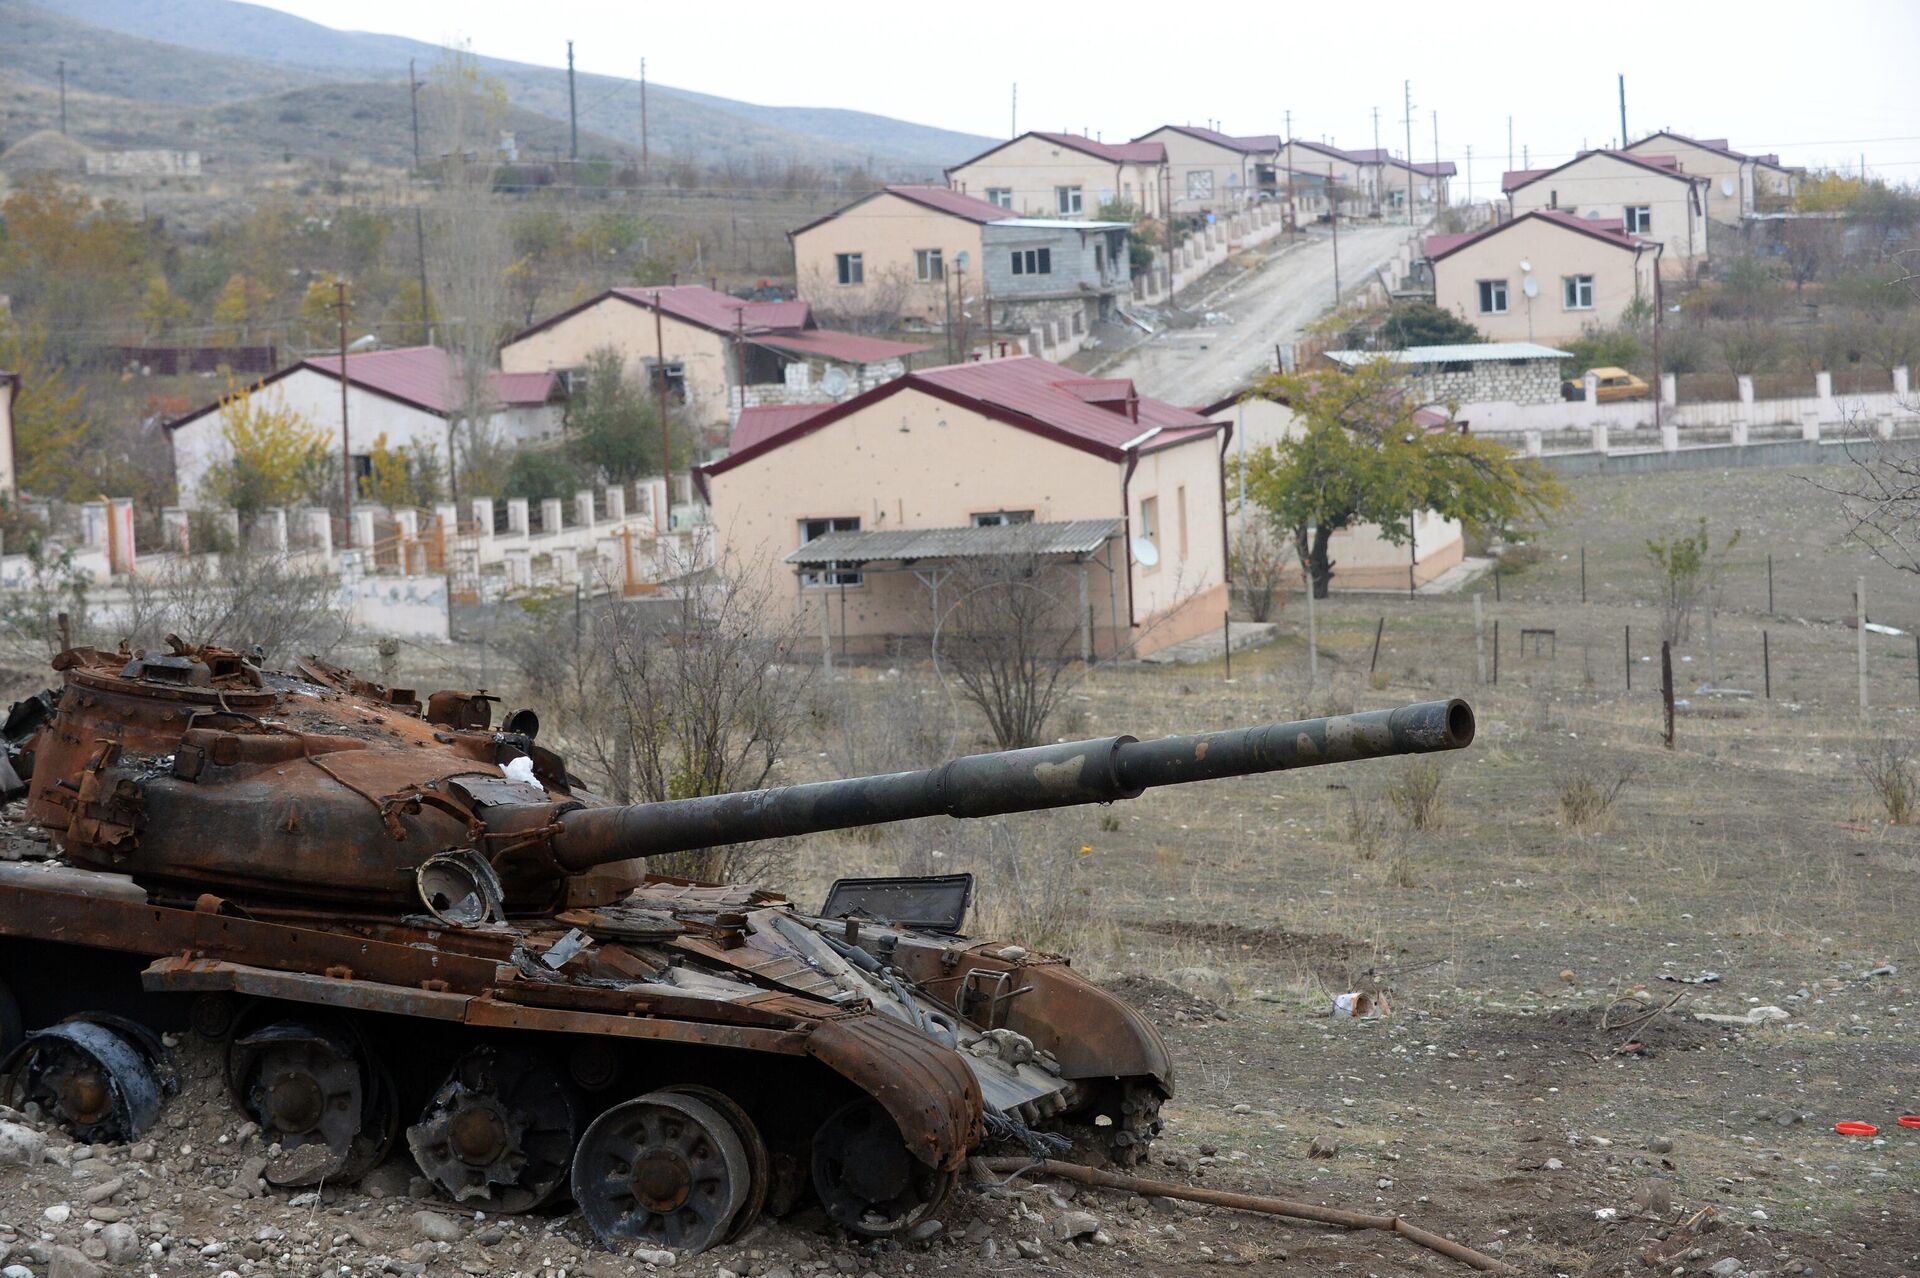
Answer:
[[0, 638, 1474, 1254]]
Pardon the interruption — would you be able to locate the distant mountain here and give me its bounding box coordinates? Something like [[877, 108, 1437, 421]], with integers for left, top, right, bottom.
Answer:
[[17, 0, 994, 172]]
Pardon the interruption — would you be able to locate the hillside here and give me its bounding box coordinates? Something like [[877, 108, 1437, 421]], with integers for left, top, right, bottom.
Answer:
[[18, 0, 994, 172]]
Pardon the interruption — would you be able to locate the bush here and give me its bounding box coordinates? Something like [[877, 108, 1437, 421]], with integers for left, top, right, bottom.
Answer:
[[1375, 301, 1481, 349], [1557, 764, 1633, 830], [1387, 759, 1445, 830], [1858, 738, 1917, 825], [1345, 791, 1392, 860]]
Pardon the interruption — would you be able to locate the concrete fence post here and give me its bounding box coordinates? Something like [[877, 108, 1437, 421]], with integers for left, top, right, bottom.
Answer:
[[1591, 423, 1610, 453], [80, 501, 107, 547], [1661, 424, 1680, 452], [470, 498, 495, 538], [1582, 373, 1601, 423], [540, 498, 564, 533], [1731, 419, 1749, 447], [575, 489, 596, 529], [262, 507, 289, 553], [394, 509, 418, 542], [506, 498, 529, 535], [1660, 372, 1677, 407], [1876, 414, 1894, 440], [606, 486, 626, 522], [304, 507, 332, 560], [1816, 370, 1834, 407], [554, 546, 579, 585], [1738, 376, 1754, 408], [352, 510, 375, 550], [1523, 430, 1542, 457], [504, 547, 531, 589], [1895, 366, 1911, 398], [1800, 409, 1821, 442], [161, 507, 190, 555]]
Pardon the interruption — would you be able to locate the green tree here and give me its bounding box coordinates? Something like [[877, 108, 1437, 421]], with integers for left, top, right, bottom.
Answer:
[[202, 380, 328, 516], [0, 321, 90, 500], [565, 346, 685, 483], [1645, 519, 1740, 645], [1376, 301, 1482, 348], [1234, 360, 1563, 596]]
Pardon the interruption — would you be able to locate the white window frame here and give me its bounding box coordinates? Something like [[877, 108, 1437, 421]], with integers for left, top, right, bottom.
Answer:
[[971, 510, 1034, 527], [1562, 274, 1595, 310], [1055, 185, 1083, 215], [1477, 279, 1509, 315], [834, 253, 863, 286], [914, 248, 943, 282], [1624, 205, 1652, 233], [1010, 247, 1052, 276], [799, 516, 862, 587], [986, 188, 1013, 209]]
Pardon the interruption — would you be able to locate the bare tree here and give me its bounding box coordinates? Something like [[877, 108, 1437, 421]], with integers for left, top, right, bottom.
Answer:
[[936, 548, 1085, 750], [1228, 521, 1289, 623], [117, 551, 351, 664], [502, 551, 812, 884], [801, 265, 916, 335], [420, 45, 518, 497]]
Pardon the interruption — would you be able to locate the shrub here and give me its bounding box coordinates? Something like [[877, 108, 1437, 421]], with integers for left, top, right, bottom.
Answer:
[[1388, 759, 1445, 830], [1557, 765, 1634, 830], [1345, 791, 1392, 860], [1858, 738, 1917, 825]]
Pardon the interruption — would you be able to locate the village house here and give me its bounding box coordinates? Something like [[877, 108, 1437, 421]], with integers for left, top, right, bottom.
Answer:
[[946, 131, 1166, 220], [498, 285, 927, 438], [1275, 140, 1378, 216], [1622, 132, 1799, 224], [788, 186, 1133, 345], [0, 369, 15, 500], [1323, 343, 1571, 409], [166, 346, 567, 507], [1426, 209, 1661, 344], [1131, 126, 1281, 213], [701, 356, 1230, 661], [1382, 154, 1456, 212], [1504, 150, 1708, 278], [1204, 389, 1465, 591]]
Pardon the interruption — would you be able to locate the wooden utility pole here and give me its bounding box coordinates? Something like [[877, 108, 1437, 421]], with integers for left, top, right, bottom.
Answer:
[[1283, 109, 1295, 232], [1661, 641, 1675, 747], [335, 281, 353, 545], [1857, 576, 1869, 716], [1618, 73, 1629, 148], [413, 208, 432, 346], [1402, 80, 1416, 223], [408, 59, 422, 170], [1473, 593, 1486, 684], [566, 40, 578, 163], [1328, 164, 1340, 302], [1010, 82, 1017, 138], [651, 292, 673, 525], [57, 59, 67, 135], [640, 58, 650, 176], [1370, 106, 1382, 215], [1431, 109, 1441, 207]]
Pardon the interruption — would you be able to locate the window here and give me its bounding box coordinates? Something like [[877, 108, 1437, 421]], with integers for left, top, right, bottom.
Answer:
[[1477, 279, 1508, 314], [1055, 185, 1083, 215], [1562, 274, 1594, 309], [1010, 247, 1052, 276], [1175, 485, 1189, 558], [1187, 170, 1214, 200], [835, 253, 864, 285], [1624, 205, 1652, 233], [800, 516, 862, 587], [915, 248, 943, 282], [972, 510, 1034, 527], [645, 360, 687, 403], [986, 188, 1013, 209], [1137, 495, 1159, 551]]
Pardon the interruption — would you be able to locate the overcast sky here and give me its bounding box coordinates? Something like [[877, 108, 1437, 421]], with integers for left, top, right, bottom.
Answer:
[[253, 0, 1920, 197]]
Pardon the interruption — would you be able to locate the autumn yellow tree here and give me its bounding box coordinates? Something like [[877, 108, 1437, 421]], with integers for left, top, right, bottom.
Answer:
[[139, 275, 191, 339], [0, 321, 91, 500], [0, 179, 147, 361], [298, 274, 343, 349], [211, 274, 275, 344], [362, 432, 444, 508], [202, 380, 328, 517]]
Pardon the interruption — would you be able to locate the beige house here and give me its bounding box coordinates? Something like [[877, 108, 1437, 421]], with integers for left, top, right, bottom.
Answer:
[[946, 131, 1166, 219], [1132, 126, 1280, 213], [0, 369, 15, 500], [1382, 155, 1456, 212], [1425, 210, 1660, 345], [1623, 132, 1798, 224], [701, 356, 1230, 660], [1276, 140, 1379, 216], [500, 285, 927, 436], [790, 186, 1007, 326], [1207, 392, 1464, 591], [1504, 150, 1707, 278]]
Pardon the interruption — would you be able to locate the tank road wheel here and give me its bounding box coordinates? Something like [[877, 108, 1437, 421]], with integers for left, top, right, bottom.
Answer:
[[1099, 1079, 1165, 1168], [227, 1021, 398, 1186], [1, 1016, 178, 1143], [662, 1085, 770, 1243], [810, 1098, 955, 1237], [406, 1048, 580, 1213], [571, 1090, 752, 1255]]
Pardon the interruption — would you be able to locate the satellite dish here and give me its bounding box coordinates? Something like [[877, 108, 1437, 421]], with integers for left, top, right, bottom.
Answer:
[[1721, 177, 1735, 196], [1518, 259, 1532, 272], [820, 366, 852, 399], [954, 250, 971, 271], [1522, 275, 1539, 299], [1131, 537, 1160, 568]]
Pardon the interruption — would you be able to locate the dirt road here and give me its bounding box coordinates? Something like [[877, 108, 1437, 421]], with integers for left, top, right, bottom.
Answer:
[[1102, 222, 1413, 407]]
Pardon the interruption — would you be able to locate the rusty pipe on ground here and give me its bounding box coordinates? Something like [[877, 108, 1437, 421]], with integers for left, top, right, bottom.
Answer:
[[540, 700, 1473, 870], [977, 1156, 1509, 1273]]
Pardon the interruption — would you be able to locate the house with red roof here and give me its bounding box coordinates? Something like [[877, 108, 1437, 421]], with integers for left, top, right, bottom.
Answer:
[[498, 284, 929, 445], [701, 356, 1230, 660], [1621, 132, 1800, 224], [790, 185, 1135, 353], [165, 346, 567, 507], [946, 131, 1167, 220], [1132, 126, 1281, 212], [1425, 209, 1661, 344], [1503, 150, 1708, 278]]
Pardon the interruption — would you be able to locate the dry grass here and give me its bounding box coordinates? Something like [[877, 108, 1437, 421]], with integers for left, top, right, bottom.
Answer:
[[1555, 763, 1634, 829], [1387, 758, 1446, 830], [1857, 737, 1918, 825]]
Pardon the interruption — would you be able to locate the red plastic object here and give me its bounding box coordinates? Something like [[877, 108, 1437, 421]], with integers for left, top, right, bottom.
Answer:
[[1898, 1116, 1920, 1130], [1834, 1121, 1878, 1137]]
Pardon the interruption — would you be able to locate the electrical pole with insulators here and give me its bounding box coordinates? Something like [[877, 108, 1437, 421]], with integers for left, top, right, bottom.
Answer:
[[1283, 108, 1295, 232], [413, 208, 431, 346], [1010, 83, 1017, 138], [1371, 106, 1382, 214], [1402, 80, 1416, 223], [1618, 74, 1628, 149], [1431, 109, 1441, 208], [1507, 116, 1514, 175], [640, 57, 650, 178], [1328, 164, 1340, 303], [566, 40, 578, 163], [335, 280, 353, 545], [409, 58, 422, 170], [1303, 523, 1318, 696], [57, 59, 67, 135]]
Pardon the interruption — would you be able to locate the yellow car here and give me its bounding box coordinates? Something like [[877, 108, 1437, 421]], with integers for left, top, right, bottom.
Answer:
[[1562, 367, 1651, 403]]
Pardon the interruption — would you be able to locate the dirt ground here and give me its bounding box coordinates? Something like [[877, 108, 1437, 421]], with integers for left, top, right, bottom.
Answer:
[[1096, 222, 1413, 408], [0, 463, 1914, 1277]]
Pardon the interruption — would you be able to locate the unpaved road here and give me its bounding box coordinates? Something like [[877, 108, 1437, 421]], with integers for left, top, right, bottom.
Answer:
[[1102, 222, 1413, 406]]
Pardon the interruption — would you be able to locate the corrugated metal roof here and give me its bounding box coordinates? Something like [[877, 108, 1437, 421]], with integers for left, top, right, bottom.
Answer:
[[882, 185, 1017, 223], [989, 218, 1131, 232], [1027, 131, 1165, 164], [608, 285, 810, 335], [1324, 343, 1571, 366], [912, 357, 1218, 452], [731, 404, 833, 453], [785, 519, 1122, 566], [750, 330, 931, 365], [304, 347, 561, 413]]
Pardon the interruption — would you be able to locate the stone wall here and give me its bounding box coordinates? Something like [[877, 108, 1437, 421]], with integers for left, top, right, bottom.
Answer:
[[1414, 359, 1561, 407]]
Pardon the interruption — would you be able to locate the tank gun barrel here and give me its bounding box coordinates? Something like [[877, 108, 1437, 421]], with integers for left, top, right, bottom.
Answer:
[[546, 699, 1473, 872]]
